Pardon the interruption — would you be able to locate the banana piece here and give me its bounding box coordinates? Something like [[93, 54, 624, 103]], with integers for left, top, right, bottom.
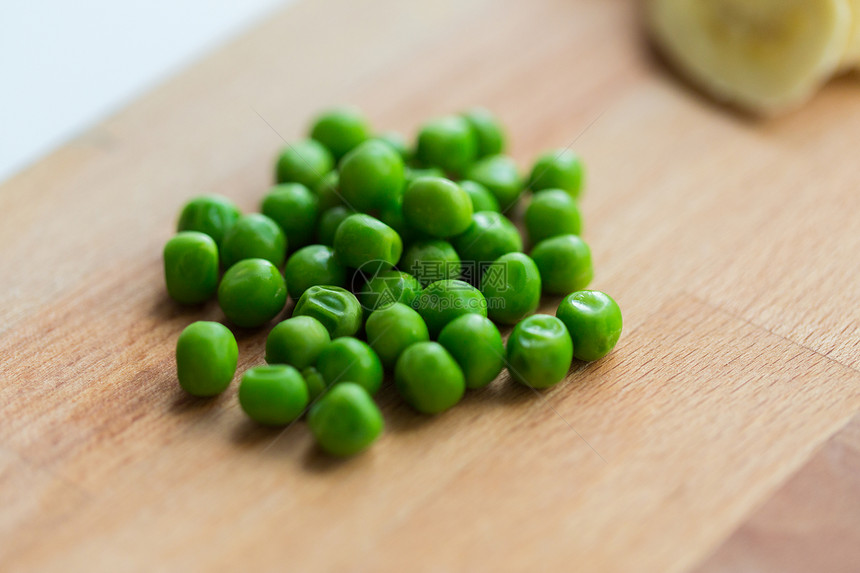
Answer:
[[646, 0, 853, 113], [840, 0, 860, 69]]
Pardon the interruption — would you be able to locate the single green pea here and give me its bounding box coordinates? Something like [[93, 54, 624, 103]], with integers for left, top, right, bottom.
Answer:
[[414, 279, 487, 338], [220, 213, 287, 270], [265, 316, 331, 370], [451, 211, 522, 279], [556, 290, 622, 362], [316, 337, 383, 395], [530, 234, 593, 295], [527, 149, 585, 198], [260, 183, 319, 250], [333, 213, 402, 274], [400, 240, 461, 287], [239, 365, 308, 425], [394, 342, 465, 414], [314, 171, 344, 211], [309, 106, 372, 161], [275, 139, 334, 190], [480, 252, 541, 325], [465, 155, 523, 211], [404, 166, 445, 188], [524, 189, 583, 245], [339, 140, 405, 212], [283, 245, 347, 300], [402, 177, 473, 239], [374, 131, 411, 162], [307, 382, 383, 457], [293, 285, 362, 338], [175, 321, 238, 397], [316, 206, 353, 246], [415, 116, 477, 177], [218, 258, 287, 328], [506, 314, 573, 389], [301, 366, 327, 402], [176, 194, 241, 246], [459, 180, 500, 213], [163, 231, 219, 304], [365, 302, 430, 369], [356, 270, 423, 312], [461, 107, 506, 157], [437, 314, 504, 389]]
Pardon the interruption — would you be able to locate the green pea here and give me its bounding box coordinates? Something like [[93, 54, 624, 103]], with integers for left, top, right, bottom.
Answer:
[[175, 321, 238, 396], [265, 316, 331, 370], [339, 140, 405, 212], [402, 177, 473, 239], [400, 240, 461, 287], [283, 245, 346, 300], [365, 302, 430, 369], [308, 382, 383, 457], [260, 183, 319, 250], [275, 139, 334, 190], [176, 194, 241, 246], [333, 213, 402, 274], [316, 206, 353, 246], [301, 366, 327, 402], [356, 270, 423, 312], [394, 342, 465, 414], [437, 314, 504, 389], [524, 189, 583, 246], [480, 252, 541, 325], [314, 171, 344, 211], [414, 279, 487, 338], [451, 211, 522, 278], [239, 365, 308, 425], [556, 290, 622, 362], [163, 231, 219, 304], [459, 180, 500, 213], [374, 131, 411, 162], [309, 106, 372, 161], [220, 213, 287, 270], [530, 234, 593, 295], [293, 285, 362, 338], [465, 155, 523, 211], [415, 116, 477, 177], [461, 107, 506, 157], [506, 314, 572, 389], [404, 166, 445, 188], [527, 149, 585, 198], [316, 337, 383, 395], [218, 258, 287, 328]]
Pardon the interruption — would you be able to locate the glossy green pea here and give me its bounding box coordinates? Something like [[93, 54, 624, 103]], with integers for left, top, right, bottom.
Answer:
[[530, 234, 593, 295], [465, 155, 523, 211], [400, 240, 461, 287], [275, 139, 334, 190], [339, 140, 405, 212], [239, 365, 308, 425], [402, 177, 473, 238], [480, 253, 541, 325], [301, 366, 327, 402], [527, 149, 585, 198], [524, 189, 583, 245], [404, 166, 445, 188], [309, 106, 372, 161], [283, 245, 347, 300], [163, 231, 219, 304], [357, 270, 423, 312], [293, 285, 362, 338], [316, 206, 353, 246], [265, 316, 331, 370], [451, 211, 522, 277], [176, 194, 240, 246], [365, 302, 430, 369], [414, 279, 487, 338], [395, 342, 465, 414], [506, 314, 573, 389], [333, 213, 402, 274], [459, 180, 500, 213], [374, 131, 411, 162], [308, 382, 383, 457], [415, 116, 477, 177], [218, 258, 287, 328], [316, 337, 383, 395], [461, 107, 506, 157], [220, 213, 287, 270], [437, 314, 504, 389], [314, 171, 344, 211], [556, 290, 622, 362], [175, 321, 238, 396], [261, 183, 319, 250]]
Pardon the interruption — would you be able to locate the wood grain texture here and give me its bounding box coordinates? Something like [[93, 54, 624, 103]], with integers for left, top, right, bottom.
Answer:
[[1, 0, 859, 571]]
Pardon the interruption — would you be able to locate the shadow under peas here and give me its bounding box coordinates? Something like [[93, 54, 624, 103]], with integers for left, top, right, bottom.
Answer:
[[302, 443, 355, 474], [149, 290, 218, 323], [170, 387, 228, 415], [231, 417, 283, 447]]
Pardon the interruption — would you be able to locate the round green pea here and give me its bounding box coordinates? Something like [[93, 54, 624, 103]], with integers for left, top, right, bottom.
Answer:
[[530, 234, 593, 295], [451, 211, 522, 275], [265, 316, 331, 370], [176, 194, 241, 246], [459, 180, 500, 213], [400, 240, 461, 287], [528, 149, 585, 198], [437, 314, 504, 390], [284, 245, 346, 300], [556, 290, 622, 362], [316, 337, 383, 395], [316, 206, 353, 246], [218, 258, 287, 328], [175, 321, 238, 397], [301, 366, 327, 402], [356, 270, 423, 312], [395, 342, 465, 414], [374, 131, 411, 162], [338, 140, 405, 212], [402, 177, 473, 239], [365, 302, 430, 369], [414, 279, 487, 338], [480, 252, 541, 325], [314, 171, 344, 211], [163, 231, 219, 304], [524, 189, 583, 246], [220, 213, 287, 270], [261, 183, 319, 250], [293, 285, 362, 338], [465, 155, 523, 211], [309, 107, 372, 161], [506, 314, 573, 389], [308, 382, 383, 457], [275, 139, 334, 190], [415, 116, 477, 177], [461, 107, 506, 157], [333, 213, 402, 274], [239, 365, 308, 425]]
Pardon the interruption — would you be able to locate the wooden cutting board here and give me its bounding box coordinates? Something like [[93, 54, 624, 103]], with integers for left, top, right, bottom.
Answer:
[[1, 0, 858, 570]]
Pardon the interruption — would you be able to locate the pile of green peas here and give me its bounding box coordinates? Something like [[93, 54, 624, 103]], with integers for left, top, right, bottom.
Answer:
[[164, 106, 623, 457]]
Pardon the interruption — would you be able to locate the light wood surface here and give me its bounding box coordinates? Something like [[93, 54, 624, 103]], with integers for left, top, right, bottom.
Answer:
[[1, 0, 859, 571]]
